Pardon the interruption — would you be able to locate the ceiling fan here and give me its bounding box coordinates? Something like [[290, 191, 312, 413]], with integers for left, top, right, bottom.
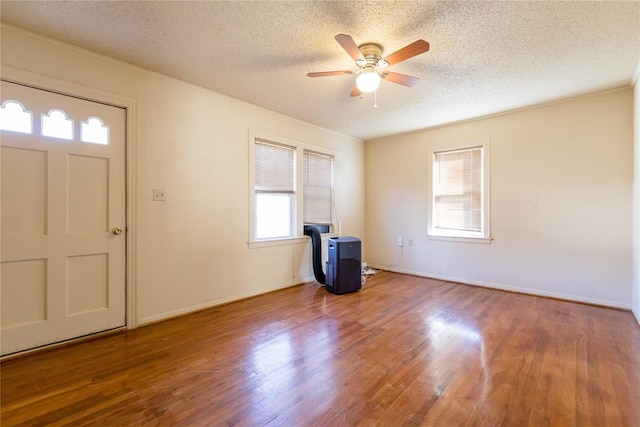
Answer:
[[307, 34, 430, 97]]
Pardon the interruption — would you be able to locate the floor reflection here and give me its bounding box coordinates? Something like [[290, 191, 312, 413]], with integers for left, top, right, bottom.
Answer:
[[247, 316, 339, 419], [424, 313, 488, 399], [426, 314, 482, 343]]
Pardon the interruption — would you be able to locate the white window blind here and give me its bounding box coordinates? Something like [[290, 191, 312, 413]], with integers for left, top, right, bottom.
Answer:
[[303, 150, 333, 226], [433, 146, 482, 233], [255, 140, 295, 194]]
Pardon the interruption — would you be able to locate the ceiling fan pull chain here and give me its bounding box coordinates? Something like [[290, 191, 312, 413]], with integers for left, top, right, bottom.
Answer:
[[373, 90, 378, 108]]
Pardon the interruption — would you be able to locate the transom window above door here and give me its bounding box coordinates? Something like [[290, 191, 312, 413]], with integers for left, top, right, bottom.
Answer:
[[0, 99, 110, 145]]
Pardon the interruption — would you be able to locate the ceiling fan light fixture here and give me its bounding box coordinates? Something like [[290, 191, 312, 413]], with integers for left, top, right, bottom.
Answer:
[[307, 35, 429, 98], [356, 70, 381, 93]]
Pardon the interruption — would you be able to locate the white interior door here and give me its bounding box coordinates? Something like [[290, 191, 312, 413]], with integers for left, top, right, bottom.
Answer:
[[1, 81, 126, 356]]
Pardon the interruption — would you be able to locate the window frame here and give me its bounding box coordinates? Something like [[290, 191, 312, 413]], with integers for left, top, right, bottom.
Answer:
[[249, 131, 335, 248], [427, 139, 492, 243]]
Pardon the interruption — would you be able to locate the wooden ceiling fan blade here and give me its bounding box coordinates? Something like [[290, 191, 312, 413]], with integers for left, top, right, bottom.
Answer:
[[335, 34, 364, 61], [350, 85, 362, 97], [307, 71, 353, 77], [383, 40, 430, 65], [383, 71, 420, 87]]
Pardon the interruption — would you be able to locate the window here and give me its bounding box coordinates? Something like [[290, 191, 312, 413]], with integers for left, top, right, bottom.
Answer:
[[250, 133, 335, 245], [0, 100, 32, 134], [303, 150, 333, 228], [428, 143, 491, 241], [254, 139, 296, 240], [0, 99, 111, 144], [42, 109, 73, 140], [81, 117, 109, 145]]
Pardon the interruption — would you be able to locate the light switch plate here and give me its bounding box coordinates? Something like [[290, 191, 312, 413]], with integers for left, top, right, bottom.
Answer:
[[153, 189, 166, 201]]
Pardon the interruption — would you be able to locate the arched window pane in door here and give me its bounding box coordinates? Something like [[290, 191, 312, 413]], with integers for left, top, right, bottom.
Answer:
[[42, 110, 73, 140], [81, 117, 109, 145], [0, 100, 33, 134]]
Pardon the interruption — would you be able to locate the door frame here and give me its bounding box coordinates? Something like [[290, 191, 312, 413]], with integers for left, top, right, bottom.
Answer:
[[1, 65, 139, 329]]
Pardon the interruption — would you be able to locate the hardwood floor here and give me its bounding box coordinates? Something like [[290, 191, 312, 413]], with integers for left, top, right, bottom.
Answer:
[[2, 272, 639, 426]]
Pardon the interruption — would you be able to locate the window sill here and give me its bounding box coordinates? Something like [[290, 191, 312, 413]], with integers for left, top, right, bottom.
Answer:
[[427, 235, 493, 244], [248, 236, 309, 249]]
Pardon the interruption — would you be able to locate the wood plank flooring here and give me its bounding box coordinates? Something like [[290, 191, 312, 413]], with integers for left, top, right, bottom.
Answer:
[[2, 272, 640, 426]]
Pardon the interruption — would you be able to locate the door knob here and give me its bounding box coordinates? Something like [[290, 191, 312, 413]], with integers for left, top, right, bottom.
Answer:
[[112, 227, 123, 235]]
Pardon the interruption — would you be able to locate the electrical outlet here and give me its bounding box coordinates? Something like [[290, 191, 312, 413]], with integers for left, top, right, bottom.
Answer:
[[408, 239, 414, 246], [153, 189, 166, 201], [396, 237, 404, 247]]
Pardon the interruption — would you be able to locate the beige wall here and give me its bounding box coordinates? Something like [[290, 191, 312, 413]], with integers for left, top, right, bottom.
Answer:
[[0, 26, 366, 324], [633, 74, 640, 321], [366, 89, 634, 308], [2, 24, 635, 324]]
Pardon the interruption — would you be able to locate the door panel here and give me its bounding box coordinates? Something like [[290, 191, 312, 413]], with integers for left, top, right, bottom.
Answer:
[[68, 154, 109, 233], [1, 146, 47, 236], [0, 81, 126, 356], [1, 259, 47, 327]]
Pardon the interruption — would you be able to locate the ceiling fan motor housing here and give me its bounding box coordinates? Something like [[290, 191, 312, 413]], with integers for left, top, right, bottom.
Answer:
[[357, 43, 388, 69]]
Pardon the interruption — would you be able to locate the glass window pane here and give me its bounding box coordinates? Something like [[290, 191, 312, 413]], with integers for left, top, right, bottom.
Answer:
[[81, 117, 109, 145], [432, 146, 483, 234], [0, 101, 32, 134], [42, 110, 73, 140], [256, 193, 292, 239], [303, 151, 333, 225]]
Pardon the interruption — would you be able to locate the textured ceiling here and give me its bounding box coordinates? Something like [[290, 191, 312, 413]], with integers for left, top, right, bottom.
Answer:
[[1, 1, 639, 141]]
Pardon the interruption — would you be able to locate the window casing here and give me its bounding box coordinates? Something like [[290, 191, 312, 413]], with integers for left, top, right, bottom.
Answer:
[[254, 139, 296, 240], [250, 133, 335, 246], [428, 142, 491, 242]]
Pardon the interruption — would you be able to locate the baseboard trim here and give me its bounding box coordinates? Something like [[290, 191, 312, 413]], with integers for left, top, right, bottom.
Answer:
[[138, 280, 313, 327], [373, 265, 632, 310]]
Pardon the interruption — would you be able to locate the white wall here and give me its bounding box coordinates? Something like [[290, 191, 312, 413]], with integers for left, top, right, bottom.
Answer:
[[0, 25, 365, 325], [633, 71, 640, 322], [2, 24, 635, 324], [366, 89, 634, 308]]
